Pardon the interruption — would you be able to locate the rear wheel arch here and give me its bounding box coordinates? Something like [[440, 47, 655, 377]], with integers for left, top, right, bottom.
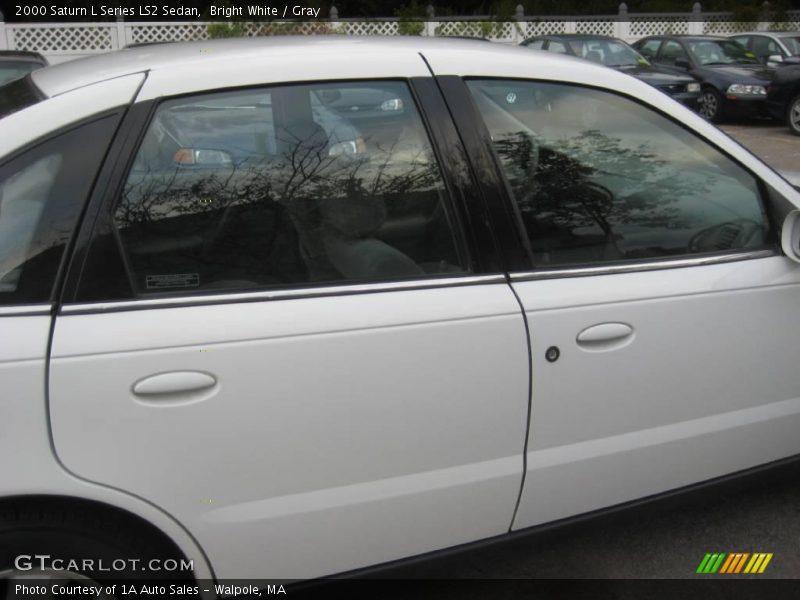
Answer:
[[0, 495, 198, 579]]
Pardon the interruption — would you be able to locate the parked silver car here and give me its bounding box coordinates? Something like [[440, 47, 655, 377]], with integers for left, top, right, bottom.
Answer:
[[730, 31, 800, 67]]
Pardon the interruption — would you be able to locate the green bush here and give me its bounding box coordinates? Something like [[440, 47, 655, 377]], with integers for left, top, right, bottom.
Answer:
[[207, 22, 249, 39], [396, 1, 426, 36]]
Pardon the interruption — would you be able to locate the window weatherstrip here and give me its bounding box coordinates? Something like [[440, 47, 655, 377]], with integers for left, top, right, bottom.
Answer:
[[60, 274, 506, 315], [0, 304, 52, 316], [510, 249, 776, 282]]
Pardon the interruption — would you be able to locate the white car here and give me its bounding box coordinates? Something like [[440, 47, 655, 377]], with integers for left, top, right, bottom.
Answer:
[[2, 36, 800, 587]]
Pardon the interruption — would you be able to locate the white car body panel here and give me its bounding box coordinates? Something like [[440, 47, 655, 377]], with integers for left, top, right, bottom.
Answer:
[[137, 44, 431, 101], [0, 314, 214, 582], [30, 38, 429, 100], [49, 284, 529, 579], [0, 74, 144, 159], [2, 37, 800, 580], [510, 256, 800, 528], [0, 70, 213, 581], [424, 47, 800, 530]]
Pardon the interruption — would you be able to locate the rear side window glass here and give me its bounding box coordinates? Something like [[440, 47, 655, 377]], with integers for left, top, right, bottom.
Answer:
[[566, 39, 645, 67], [751, 36, 781, 58], [660, 40, 690, 65], [0, 75, 43, 119], [0, 115, 120, 303], [638, 39, 662, 60], [86, 81, 467, 298], [466, 79, 770, 267]]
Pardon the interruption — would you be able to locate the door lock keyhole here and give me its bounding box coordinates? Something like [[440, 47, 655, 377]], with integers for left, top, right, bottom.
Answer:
[[545, 346, 560, 363]]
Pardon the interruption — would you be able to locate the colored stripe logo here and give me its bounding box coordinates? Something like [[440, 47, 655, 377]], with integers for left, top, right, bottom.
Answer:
[[696, 552, 773, 574]]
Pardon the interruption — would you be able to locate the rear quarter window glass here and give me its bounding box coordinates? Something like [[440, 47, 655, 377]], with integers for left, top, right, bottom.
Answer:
[[0, 114, 120, 304]]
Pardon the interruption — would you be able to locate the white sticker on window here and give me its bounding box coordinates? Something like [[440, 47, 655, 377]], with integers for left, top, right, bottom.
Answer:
[[146, 273, 200, 289]]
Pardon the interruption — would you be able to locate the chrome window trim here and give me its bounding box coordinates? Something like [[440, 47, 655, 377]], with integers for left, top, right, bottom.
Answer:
[[0, 304, 52, 317], [510, 249, 776, 282], [60, 275, 507, 315]]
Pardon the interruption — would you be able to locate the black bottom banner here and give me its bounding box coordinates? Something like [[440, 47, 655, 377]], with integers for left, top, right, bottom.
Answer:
[[3, 578, 800, 600]]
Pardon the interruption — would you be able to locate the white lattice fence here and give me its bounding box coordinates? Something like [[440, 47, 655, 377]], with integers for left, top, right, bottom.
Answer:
[[521, 20, 568, 37], [129, 23, 209, 44], [575, 19, 615, 36], [339, 21, 400, 36], [630, 17, 690, 37], [247, 21, 338, 35], [435, 20, 516, 40], [12, 24, 115, 52], [702, 16, 757, 34], [3, 11, 794, 63]]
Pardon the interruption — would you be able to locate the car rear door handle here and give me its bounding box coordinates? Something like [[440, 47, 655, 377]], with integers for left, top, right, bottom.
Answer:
[[132, 371, 217, 397], [576, 322, 634, 350]]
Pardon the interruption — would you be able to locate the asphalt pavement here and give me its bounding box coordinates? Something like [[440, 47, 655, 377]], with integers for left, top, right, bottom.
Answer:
[[384, 466, 800, 581], [721, 119, 800, 175], [378, 118, 800, 585]]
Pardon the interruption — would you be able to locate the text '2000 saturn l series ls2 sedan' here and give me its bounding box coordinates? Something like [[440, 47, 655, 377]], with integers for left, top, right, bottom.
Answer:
[[2, 36, 800, 587]]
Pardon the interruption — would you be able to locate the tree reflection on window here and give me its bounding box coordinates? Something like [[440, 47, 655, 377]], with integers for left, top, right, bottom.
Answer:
[[468, 80, 767, 266]]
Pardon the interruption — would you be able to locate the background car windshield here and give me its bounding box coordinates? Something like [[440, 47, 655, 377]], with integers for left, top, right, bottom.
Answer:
[[567, 39, 647, 66], [0, 61, 39, 86], [687, 40, 760, 65]]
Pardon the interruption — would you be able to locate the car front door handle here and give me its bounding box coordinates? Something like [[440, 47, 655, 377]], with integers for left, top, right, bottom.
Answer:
[[576, 322, 634, 350], [132, 371, 217, 397]]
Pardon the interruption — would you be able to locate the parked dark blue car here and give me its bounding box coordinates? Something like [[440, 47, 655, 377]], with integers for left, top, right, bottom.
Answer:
[[766, 64, 800, 135], [633, 35, 772, 122], [521, 35, 701, 109]]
